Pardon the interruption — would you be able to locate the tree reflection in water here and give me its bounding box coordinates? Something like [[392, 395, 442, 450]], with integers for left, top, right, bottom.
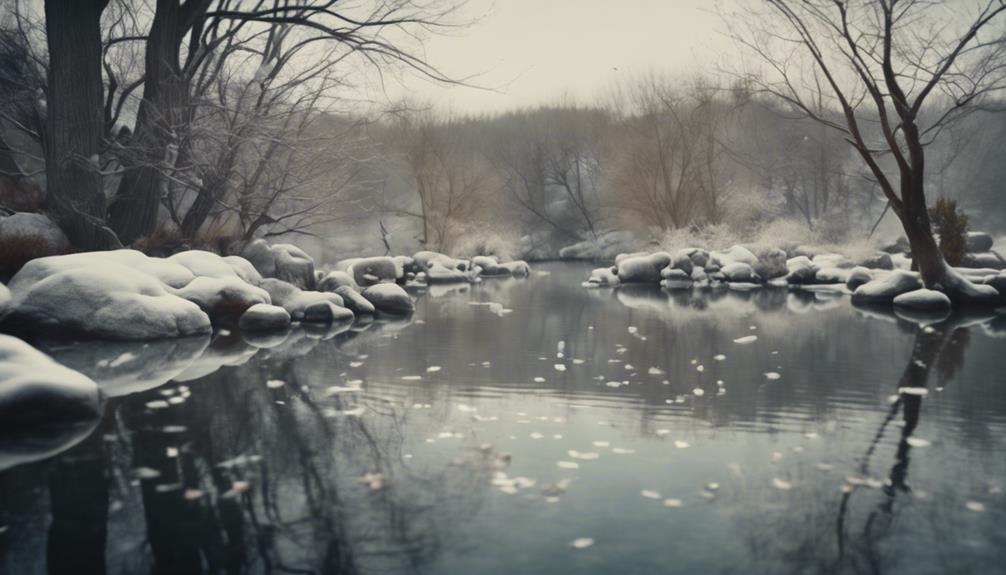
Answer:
[[14, 321, 496, 575]]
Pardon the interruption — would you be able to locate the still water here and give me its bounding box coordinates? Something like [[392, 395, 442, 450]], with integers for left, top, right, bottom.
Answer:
[[1, 262, 1005, 575]]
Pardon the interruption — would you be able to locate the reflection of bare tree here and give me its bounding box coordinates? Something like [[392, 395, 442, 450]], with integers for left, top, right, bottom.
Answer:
[[89, 320, 494, 575]]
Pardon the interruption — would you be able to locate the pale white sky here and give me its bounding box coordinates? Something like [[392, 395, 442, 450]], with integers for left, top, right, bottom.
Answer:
[[372, 0, 733, 113]]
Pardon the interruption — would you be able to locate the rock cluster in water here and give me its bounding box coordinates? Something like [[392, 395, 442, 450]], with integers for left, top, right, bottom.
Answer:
[[584, 238, 1005, 309]]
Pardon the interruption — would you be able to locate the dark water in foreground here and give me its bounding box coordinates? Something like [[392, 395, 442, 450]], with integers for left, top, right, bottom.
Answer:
[[2, 262, 1005, 575]]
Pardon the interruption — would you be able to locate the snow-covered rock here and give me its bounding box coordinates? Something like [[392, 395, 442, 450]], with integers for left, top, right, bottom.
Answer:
[[168, 250, 262, 285], [967, 231, 994, 253], [240, 239, 316, 289], [814, 267, 850, 284], [238, 303, 291, 331], [721, 262, 756, 283], [615, 252, 671, 284], [334, 285, 376, 315], [752, 248, 788, 280], [858, 252, 894, 271], [786, 256, 819, 284], [258, 278, 349, 322], [962, 251, 1006, 270], [851, 270, 923, 304], [710, 245, 758, 269], [10, 249, 194, 290], [670, 250, 694, 275], [362, 283, 414, 315], [472, 255, 507, 276], [0, 212, 70, 270], [501, 260, 531, 277], [426, 261, 475, 283], [175, 275, 270, 318], [318, 270, 357, 291], [414, 250, 468, 273], [585, 267, 619, 287], [304, 300, 355, 322], [845, 267, 873, 290], [0, 335, 101, 426], [893, 289, 952, 311], [340, 256, 399, 287], [660, 268, 693, 289], [3, 263, 211, 339]]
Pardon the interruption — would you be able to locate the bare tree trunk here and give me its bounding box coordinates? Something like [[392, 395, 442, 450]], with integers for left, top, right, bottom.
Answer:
[[43, 0, 120, 250], [108, 0, 206, 244]]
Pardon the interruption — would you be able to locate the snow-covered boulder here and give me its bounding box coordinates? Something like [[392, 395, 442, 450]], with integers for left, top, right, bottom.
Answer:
[[615, 252, 671, 284], [318, 270, 357, 292], [962, 251, 1006, 270], [472, 255, 507, 276], [752, 248, 788, 280], [660, 268, 693, 289], [0, 212, 70, 272], [240, 239, 316, 289], [175, 275, 270, 318], [710, 245, 758, 269], [815, 267, 850, 284], [414, 250, 467, 273], [168, 250, 262, 285], [585, 267, 619, 287], [786, 256, 819, 284], [722, 262, 756, 283], [304, 300, 354, 322], [340, 256, 399, 287], [10, 250, 195, 290], [0, 335, 101, 426], [845, 267, 873, 291], [362, 283, 414, 315], [967, 231, 994, 253], [334, 285, 376, 315], [426, 261, 473, 283], [685, 248, 710, 268], [893, 289, 952, 311], [501, 260, 531, 277], [859, 252, 894, 271], [3, 263, 211, 339], [258, 278, 349, 322], [851, 270, 923, 304], [238, 303, 291, 331], [670, 250, 694, 275]]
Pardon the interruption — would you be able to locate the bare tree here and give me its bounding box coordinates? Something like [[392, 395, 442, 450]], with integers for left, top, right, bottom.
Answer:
[[726, 0, 1006, 299]]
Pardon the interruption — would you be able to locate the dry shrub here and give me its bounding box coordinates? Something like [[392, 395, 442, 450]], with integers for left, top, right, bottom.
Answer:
[[928, 198, 969, 266]]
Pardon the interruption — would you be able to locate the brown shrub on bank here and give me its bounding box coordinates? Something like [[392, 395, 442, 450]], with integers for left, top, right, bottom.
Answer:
[[928, 198, 969, 267]]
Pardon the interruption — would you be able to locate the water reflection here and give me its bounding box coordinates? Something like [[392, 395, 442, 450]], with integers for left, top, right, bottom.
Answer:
[[1, 263, 1004, 575]]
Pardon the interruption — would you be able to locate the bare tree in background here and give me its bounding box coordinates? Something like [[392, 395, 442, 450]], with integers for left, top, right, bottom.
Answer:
[[607, 77, 725, 230], [392, 112, 494, 251], [726, 0, 1006, 298]]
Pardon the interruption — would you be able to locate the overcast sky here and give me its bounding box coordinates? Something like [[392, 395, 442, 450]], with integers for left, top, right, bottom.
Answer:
[[373, 0, 733, 114]]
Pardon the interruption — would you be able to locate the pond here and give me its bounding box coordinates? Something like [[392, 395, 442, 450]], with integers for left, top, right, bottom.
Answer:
[[1, 261, 1005, 575]]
